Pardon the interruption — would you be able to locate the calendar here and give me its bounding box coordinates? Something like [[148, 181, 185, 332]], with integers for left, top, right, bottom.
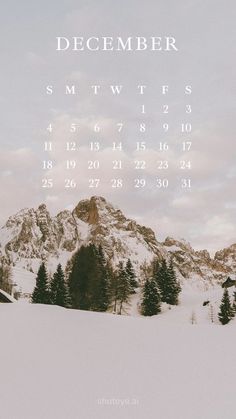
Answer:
[[1, 1, 236, 419], [2, 3, 234, 254], [43, 83, 192, 191]]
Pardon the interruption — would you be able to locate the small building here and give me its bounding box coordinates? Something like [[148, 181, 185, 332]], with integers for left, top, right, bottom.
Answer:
[[0, 289, 16, 303]]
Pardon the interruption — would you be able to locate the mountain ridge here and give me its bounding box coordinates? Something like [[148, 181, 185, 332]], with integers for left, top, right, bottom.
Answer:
[[0, 196, 235, 292]]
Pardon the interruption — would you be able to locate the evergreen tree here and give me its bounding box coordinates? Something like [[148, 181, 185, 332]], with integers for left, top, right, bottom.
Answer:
[[93, 245, 109, 312], [141, 278, 161, 316], [154, 259, 168, 301], [64, 257, 74, 282], [154, 259, 181, 305], [68, 244, 111, 312], [218, 289, 234, 325], [166, 261, 181, 305], [108, 264, 119, 313], [32, 262, 50, 304], [68, 245, 97, 310], [125, 259, 138, 292], [50, 264, 70, 307], [232, 287, 236, 314], [152, 258, 160, 276], [0, 259, 13, 295], [117, 262, 132, 314]]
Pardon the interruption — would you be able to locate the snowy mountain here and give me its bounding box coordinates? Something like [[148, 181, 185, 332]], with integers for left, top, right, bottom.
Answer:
[[162, 237, 232, 286], [0, 196, 164, 274], [0, 196, 235, 293], [215, 244, 236, 271]]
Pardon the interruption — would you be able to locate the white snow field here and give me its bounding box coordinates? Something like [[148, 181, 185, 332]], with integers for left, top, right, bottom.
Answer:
[[0, 302, 236, 419]]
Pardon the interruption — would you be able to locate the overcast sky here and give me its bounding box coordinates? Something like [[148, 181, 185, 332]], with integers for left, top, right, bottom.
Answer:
[[0, 0, 235, 254]]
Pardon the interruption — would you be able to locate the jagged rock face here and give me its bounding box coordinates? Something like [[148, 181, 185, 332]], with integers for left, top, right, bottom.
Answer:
[[215, 244, 236, 271], [55, 210, 80, 252], [73, 197, 101, 224], [162, 236, 231, 283], [0, 196, 235, 287], [0, 196, 164, 274], [73, 196, 127, 227], [73, 196, 164, 265], [1, 206, 80, 261], [4, 208, 44, 258]]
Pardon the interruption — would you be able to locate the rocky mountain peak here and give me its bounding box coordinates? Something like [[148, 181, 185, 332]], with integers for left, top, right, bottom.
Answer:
[[163, 236, 193, 252], [37, 203, 48, 212], [195, 249, 211, 260], [214, 244, 236, 271], [73, 196, 104, 224], [73, 196, 126, 226], [35, 204, 52, 241], [0, 196, 235, 291]]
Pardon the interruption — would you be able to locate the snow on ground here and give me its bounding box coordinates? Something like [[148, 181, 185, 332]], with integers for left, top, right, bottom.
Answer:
[[122, 284, 226, 324], [159, 285, 224, 325], [0, 303, 236, 419], [12, 267, 36, 295]]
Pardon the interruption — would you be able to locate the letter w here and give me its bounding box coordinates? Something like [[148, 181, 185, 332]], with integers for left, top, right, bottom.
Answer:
[[110, 85, 123, 95]]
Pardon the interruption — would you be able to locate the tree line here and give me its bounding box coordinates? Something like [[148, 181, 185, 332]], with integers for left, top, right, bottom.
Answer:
[[141, 259, 181, 316], [32, 243, 181, 316], [32, 244, 138, 314]]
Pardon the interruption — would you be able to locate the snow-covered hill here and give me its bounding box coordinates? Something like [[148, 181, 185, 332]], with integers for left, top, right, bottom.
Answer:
[[0, 196, 235, 295], [1, 303, 236, 419]]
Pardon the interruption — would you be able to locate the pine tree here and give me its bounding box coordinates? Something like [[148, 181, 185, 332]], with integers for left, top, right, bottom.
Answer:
[[68, 245, 96, 310], [0, 260, 13, 295], [64, 257, 74, 282], [68, 244, 111, 312], [154, 259, 168, 301], [152, 258, 160, 276], [32, 262, 50, 304], [117, 262, 132, 314], [93, 245, 109, 312], [218, 289, 234, 325], [166, 261, 181, 305], [232, 287, 236, 314], [108, 264, 119, 313], [50, 264, 70, 307], [125, 259, 138, 292], [141, 278, 161, 316], [154, 259, 181, 305]]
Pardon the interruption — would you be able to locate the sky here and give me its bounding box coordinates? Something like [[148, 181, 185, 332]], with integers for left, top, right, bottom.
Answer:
[[0, 0, 235, 254]]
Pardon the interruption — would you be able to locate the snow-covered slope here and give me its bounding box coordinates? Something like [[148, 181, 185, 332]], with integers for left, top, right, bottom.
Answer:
[[11, 267, 36, 296], [0, 303, 236, 419]]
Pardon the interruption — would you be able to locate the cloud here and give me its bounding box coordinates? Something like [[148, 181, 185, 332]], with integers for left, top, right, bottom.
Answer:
[[26, 52, 46, 67], [0, 0, 235, 255]]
